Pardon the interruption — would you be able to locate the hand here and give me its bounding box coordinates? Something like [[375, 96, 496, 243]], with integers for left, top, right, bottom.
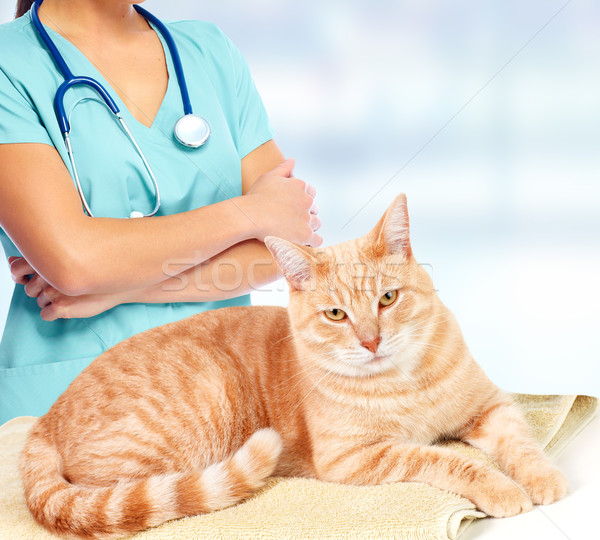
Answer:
[[242, 158, 322, 247], [9, 256, 123, 320]]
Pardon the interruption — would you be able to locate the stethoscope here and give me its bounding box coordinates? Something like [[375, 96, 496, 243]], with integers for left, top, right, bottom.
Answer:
[[31, 0, 211, 218]]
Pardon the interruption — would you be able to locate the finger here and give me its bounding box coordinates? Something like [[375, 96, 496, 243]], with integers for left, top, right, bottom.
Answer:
[[9, 256, 28, 272], [270, 158, 295, 178], [310, 200, 319, 215], [37, 294, 52, 309], [41, 294, 69, 321], [37, 286, 57, 309], [11, 258, 35, 284], [10, 257, 35, 285], [24, 275, 44, 298], [305, 183, 317, 198], [309, 214, 322, 232], [40, 304, 59, 322], [37, 291, 52, 308]]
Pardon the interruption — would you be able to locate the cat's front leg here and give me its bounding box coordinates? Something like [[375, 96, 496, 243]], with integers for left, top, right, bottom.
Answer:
[[462, 400, 568, 506], [314, 441, 532, 517]]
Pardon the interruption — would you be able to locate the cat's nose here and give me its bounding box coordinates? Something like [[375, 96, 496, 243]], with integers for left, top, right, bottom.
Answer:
[[360, 335, 381, 353]]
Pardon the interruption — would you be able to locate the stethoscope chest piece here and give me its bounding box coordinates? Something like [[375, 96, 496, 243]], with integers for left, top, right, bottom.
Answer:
[[174, 114, 211, 148]]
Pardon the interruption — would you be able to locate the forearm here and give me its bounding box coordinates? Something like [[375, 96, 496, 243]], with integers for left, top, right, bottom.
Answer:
[[120, 240, 281, 304], [64, 197, 259, 295], [2, 141, 319, 299], [0, 144, 265, 297], [25, 240, 282, 321]]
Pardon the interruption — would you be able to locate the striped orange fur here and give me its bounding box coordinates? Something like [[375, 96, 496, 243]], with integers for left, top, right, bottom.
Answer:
[[20, 194, 566, 538]]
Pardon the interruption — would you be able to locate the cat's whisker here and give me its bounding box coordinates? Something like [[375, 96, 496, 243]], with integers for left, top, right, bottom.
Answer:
[[382, 335, 413, 353], [383, 334, 407, 347], [339, 351, 371, 359], [407, 315, 455, 334], [269, 332, 296, 347], [385, 354, 418, 383], [407, 340, 449, 353], [286, 369, 331, 418], [406, 326, 453, 341], [414, 312, 453, 323], [274, 353, 338, 389], [280, 371, 318, 397]]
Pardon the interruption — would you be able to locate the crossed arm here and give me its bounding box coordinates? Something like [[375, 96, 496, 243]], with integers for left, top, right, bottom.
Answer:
[[1, 139, 320, 320], [10, 238, 279, 320]]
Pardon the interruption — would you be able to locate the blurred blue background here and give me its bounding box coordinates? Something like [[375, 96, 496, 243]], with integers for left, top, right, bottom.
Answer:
[[0, 0, 598, 395]]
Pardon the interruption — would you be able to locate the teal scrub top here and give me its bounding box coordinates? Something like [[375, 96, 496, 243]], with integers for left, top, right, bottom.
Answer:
[[0, 11, 275, 424]]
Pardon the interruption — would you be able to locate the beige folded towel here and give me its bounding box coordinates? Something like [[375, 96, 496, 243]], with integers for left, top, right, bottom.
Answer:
[[0, 394, 596, 540]]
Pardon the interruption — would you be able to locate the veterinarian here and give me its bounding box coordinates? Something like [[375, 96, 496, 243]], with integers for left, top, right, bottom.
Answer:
[[0, 0, 322, 424]]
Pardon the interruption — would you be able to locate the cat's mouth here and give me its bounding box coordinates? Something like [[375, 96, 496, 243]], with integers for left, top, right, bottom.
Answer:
[[367, 354, 387, 364], [357, 352, 394, 374], [323, 349, 400, 377]]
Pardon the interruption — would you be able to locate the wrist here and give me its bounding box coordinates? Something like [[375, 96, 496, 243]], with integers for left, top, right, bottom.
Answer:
[[231, 195, 264, 241]]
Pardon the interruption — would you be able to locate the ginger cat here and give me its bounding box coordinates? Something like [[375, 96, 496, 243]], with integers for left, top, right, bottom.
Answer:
[[21, 194, 567, 538]]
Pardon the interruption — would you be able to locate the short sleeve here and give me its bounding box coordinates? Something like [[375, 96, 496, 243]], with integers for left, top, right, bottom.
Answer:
[[0, 67, 53, 145], [223, 36, 275, 159]]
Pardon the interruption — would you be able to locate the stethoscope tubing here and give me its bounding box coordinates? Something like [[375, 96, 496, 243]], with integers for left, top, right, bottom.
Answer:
[[31, 0, 73, 81], [29, 0, 207, 218], [32, 0, 196, 135], [133, 5, 193, 117]]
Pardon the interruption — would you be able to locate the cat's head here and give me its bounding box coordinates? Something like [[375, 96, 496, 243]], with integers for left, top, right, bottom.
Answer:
[[265, 194, 437, 379]]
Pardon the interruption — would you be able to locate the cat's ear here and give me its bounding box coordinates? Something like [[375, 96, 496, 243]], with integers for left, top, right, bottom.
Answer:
[[370, 193, 412, 256], [264, 236, 316, 290]]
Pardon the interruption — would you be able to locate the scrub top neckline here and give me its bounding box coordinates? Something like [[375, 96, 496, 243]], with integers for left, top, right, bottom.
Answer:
[[30, 12, 176, 137]]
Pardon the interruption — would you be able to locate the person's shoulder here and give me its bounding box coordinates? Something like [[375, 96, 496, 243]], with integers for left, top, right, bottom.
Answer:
[[0, 13, 37, 46], [0, 13, 43, 68], [164, 19, 233, 53], [165, 19, 225, 37]]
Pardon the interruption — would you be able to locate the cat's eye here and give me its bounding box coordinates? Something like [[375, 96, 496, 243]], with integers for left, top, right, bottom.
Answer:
[[324, 308, 347, 321], [379, 290, 398, 307]]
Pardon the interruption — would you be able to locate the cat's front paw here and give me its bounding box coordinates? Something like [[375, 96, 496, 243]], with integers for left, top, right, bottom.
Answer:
[[469, 471, 533, 518], [517, 464, 568, 506]]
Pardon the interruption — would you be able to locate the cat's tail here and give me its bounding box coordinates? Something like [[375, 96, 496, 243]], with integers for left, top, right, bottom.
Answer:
[[20, 422, 283, 539]]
